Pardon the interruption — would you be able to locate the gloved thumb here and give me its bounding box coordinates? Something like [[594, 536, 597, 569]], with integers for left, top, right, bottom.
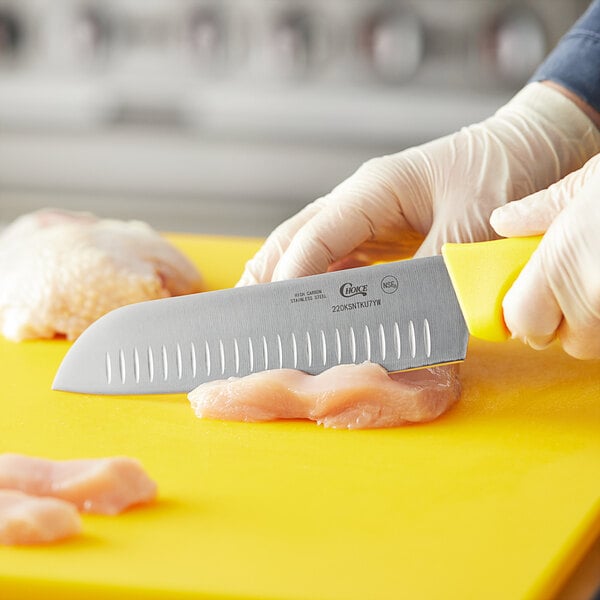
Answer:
[[489, 153, 600, 357], [490, 154, 599, 237]]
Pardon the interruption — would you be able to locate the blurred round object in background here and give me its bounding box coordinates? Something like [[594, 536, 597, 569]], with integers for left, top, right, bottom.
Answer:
[[360, 8, 423, 84], [483, 6, 546, 85], [44, 4, 112, 70], [263, 8, 328, 80], [187, 4, 227, 72], [0, 6, 23, 61]]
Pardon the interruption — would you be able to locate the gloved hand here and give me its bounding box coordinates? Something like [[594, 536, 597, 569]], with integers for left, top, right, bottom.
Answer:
[[490, 153, 600, 359], [238, 83, 600, 285]]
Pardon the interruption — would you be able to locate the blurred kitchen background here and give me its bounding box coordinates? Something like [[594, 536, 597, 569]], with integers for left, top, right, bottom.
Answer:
[[0, 0, 591, 236]]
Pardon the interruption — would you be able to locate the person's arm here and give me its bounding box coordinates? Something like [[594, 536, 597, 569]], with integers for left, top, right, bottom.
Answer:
[[531, 0, 600, 128], [543, 81, 600, 129]]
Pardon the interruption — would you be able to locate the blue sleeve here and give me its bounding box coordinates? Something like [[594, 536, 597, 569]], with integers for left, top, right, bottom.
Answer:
[[530, 0, 600, 112]]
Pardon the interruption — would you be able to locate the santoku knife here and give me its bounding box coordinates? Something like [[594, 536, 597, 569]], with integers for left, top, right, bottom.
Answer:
[[53, 236, 541, 395]]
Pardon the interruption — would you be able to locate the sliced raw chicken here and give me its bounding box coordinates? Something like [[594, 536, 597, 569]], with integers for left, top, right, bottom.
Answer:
[[188, 362, 460, 429], [0, 454, 157, 515], [0, 209, 203, 341], [0, 489, 81, 545]]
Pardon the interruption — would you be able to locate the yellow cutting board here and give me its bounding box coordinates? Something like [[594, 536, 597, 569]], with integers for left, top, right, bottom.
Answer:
[[0, 233, 599, 600]]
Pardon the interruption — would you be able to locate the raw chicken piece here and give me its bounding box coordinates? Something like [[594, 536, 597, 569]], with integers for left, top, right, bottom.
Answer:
[[0, 454, 157, 515], [0, 490, 81, 545], [188, 362, 461, 429], [0, 209, 203, 341]]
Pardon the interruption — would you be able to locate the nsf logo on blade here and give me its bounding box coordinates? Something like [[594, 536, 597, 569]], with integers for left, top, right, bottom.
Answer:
[[381, 275, 399, 294], [339, 282, 368, 298]]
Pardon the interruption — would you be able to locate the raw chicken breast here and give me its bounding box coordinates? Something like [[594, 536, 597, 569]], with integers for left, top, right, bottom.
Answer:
[[0, 454, 157, 515], [0, 490, 81, 545], [0, 209, 203, 341], [188, 362, 460, 429]]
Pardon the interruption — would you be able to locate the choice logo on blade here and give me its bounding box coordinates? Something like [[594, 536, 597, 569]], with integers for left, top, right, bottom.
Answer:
[[339, 282, 368, 298]]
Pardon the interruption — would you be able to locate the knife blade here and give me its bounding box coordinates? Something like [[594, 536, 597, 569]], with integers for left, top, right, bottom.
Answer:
[[52, 236, 541, 395]]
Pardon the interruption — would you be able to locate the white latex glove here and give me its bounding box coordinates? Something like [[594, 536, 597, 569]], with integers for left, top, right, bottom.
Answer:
[[238, 83, 600, 285], [490, 153, 600, 359]]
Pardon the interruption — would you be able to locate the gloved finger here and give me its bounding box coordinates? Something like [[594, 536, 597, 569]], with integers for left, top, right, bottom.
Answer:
[[236, 199, 325, 286], [271, 158, 411, 281], [413, 226, 444, 259], [238, 154, 410, 284], [502, 241, 563, 350], [327, 229, 425, 270], [414, 209, 500, 258], [503, 179, 600, 359], [546, 192, 600, 359], [271, 199, 379, 281], [556, 303, 600, 360], [414, 219, 462, 258], [490, 153, 600, 237], [327, 256, 371, 272]]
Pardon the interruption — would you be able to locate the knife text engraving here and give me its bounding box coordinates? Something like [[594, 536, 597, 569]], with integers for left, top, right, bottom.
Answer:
[[331, 298, 382, 313]]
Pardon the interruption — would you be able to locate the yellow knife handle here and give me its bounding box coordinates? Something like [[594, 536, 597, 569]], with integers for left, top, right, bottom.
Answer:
[[441, 236, 542, 342]]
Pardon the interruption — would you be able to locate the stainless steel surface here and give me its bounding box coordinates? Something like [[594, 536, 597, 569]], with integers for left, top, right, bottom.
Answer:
[[0, 0, 591, 236], [53, 255, 468, 394]]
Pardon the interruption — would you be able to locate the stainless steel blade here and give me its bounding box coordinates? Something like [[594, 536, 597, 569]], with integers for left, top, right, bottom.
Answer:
[[53, 256, 468, 394]]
